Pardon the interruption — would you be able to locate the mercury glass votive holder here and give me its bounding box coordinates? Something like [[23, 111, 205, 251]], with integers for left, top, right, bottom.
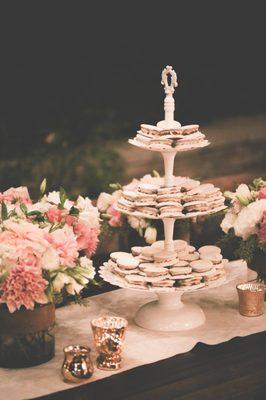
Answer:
[[237, 282, 265, 317], [91, 316, 128, 371], [62, 345, 94, 383]]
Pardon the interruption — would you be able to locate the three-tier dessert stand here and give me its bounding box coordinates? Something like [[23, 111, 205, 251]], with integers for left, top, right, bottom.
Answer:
[[100, 66, 243, 332]]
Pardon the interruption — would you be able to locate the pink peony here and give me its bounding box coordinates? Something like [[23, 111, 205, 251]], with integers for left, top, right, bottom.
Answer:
[[258, 187, 266, 200], [0, 266, 48, 313], [0, 220, 50, 270], [46, 207, 64, 223], [0, 186, 32, 204], [107, 204, 122, 228], [48, 225, 79, 266], [258, 211, 266, 244], [74, 223, 99, 256]]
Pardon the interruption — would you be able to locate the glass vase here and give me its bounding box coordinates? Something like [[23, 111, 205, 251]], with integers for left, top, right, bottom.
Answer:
[[0, 303, 55, 368]]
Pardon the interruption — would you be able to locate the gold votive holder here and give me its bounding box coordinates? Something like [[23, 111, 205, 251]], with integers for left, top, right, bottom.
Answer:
[[62, 345, 94, 383], [91, 316, 128, 371], [236, 282, 265, 317]]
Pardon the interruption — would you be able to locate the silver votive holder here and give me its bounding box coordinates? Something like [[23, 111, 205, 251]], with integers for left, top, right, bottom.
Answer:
[[237, 282, 265, 317]]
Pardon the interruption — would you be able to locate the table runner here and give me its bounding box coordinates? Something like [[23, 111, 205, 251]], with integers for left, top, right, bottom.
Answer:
[[0, 261, 265, 400]]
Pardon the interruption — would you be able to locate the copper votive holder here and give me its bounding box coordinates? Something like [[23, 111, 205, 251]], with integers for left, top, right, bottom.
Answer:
[[237, 282, 265, 317], [61, 345, 94, 383], [91, 316, 128, 371]]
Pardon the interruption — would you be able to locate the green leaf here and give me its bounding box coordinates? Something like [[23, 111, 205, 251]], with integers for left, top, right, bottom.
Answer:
[[27, 210, 42, 217], [1, 202, 8, 220], [59, 187, 67, 207], [40, 178, 47, 195], [109, 182, 122, 190], [69, 206, 79, 216], [20, 203, 28, 215]]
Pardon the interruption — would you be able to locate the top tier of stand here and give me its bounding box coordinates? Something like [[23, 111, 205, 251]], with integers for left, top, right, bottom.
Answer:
[[128, 66, 209, 187]]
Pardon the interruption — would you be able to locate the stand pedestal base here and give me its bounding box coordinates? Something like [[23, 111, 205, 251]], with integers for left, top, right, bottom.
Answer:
[[135, 292, 206, 332]]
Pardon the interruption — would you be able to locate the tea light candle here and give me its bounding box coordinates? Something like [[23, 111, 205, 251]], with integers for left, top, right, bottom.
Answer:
[[236, 282, 265, 317]]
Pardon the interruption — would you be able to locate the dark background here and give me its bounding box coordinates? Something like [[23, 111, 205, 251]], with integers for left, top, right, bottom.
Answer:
[[0, 2, 265, 196]]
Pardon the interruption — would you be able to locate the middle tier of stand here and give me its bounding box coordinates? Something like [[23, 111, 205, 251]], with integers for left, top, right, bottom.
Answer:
[[116, 175, 226, 221]]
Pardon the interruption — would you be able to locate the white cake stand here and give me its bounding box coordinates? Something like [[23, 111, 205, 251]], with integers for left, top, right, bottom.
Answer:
[[100, 65, 231, 332]]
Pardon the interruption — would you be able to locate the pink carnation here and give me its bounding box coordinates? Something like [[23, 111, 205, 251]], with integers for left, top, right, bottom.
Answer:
[[258, 187, 266, 200], [107, 204, 122, 228], [258, 211, 266, 245], [0, 220, 50, 270], [48, 225, 79, 266], [46, 207, 64, 223], [74, 223, 99, 256], [65, 215, 76, 226], [0, 186, 32, 204], [0, 266, 48, 313]]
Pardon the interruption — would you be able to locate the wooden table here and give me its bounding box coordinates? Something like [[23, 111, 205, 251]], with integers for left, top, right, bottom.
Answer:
[[36, 331, 266, 400]]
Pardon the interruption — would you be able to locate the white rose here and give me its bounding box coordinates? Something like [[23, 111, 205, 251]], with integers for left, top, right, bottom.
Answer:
[[45, 191, 61, 204], [52, 272, 71, 293], [234, 199, 266, 240], [235, 184, 253, 206], [76, 195, 93, 212], [220, 211, 237, 234], [66, 276, 84, 295], [127, 216, 148, 230], [41, 247, 60, 270], [127, 216, 140, 229], [144, 226, 157, 244], [79, 256, 96, 280], [79, 209, 100, 229], [28, 201, 51, 213], [97, 192, 114, 212]]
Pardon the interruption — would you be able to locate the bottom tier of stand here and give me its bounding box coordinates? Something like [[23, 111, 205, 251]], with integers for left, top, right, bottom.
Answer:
[[135, 291, 205, 331], [99, 261, 246, 332]]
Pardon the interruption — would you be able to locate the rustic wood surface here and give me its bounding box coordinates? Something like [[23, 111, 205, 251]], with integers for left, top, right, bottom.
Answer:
[[36, 331, 266, 400]]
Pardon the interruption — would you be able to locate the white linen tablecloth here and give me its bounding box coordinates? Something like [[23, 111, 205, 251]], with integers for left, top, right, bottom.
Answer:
[[0, 262, 265, 400]]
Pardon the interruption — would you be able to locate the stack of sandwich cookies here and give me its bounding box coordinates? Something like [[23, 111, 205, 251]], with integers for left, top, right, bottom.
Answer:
[[182, 184, 226, 216], [130, 123, 209, 152], [116, 178, 226, 220], [108, 243, 227, 290]]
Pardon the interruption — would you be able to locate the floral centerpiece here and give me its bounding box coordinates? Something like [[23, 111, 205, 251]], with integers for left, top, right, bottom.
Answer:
[[97, 173, 159, 245], [0, 181, 100, 367], [220, 178, 266, 282]]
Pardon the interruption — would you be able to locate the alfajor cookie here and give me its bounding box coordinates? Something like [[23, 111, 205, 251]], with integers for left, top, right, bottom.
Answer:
[[125, 274, 147, 287], [169, 266, 192, 275], [131, 246, 142, 256], [151, 280, 175, 288], [174, 240, 188, 252], [113, 266, 140, 278], [198, 245, 221, 255], [178, 251, 200, 262], [117, 256, 139, 270], [200, 252, 223, 264], [190, 259, 213, 272], [138, 183, 159, 194], [141, 266, 169, 277], [110, 252, 132, 262]]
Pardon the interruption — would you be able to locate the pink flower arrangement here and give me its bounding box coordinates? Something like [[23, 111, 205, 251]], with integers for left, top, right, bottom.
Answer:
[[0, 184, 100, 313], [0, 266, 48, 313], [259, 211, 266, 245], [107, 204, 122, 228], [74, 222, 100, 256], [96, 174, 159, 244], [258, 187, 266, 200], [0, 186, 32, 204]]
